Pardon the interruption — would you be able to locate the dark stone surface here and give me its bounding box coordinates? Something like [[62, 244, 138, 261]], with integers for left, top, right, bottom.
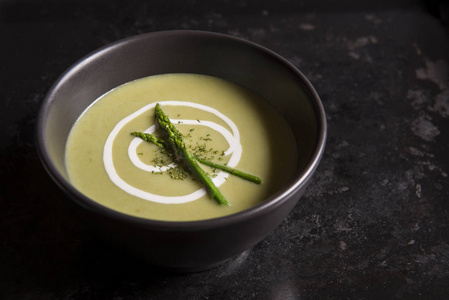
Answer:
[[1, 0, 448, 298]]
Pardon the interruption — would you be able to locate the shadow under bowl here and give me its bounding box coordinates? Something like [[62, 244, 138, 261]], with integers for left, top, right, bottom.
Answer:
[[36, 30, 326, 272]]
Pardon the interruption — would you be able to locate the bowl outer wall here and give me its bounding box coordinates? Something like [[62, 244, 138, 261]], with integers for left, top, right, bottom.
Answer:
[[36, 30, 327, 270]]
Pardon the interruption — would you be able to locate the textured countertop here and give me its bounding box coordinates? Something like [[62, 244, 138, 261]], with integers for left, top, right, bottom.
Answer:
[[1, 0, 449, 299]]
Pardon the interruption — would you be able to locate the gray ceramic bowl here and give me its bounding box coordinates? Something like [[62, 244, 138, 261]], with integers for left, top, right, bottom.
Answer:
[[36, 30, 326, 272]]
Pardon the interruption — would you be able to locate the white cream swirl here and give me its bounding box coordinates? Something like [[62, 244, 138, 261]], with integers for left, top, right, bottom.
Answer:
[[103, 101, 242, 204]]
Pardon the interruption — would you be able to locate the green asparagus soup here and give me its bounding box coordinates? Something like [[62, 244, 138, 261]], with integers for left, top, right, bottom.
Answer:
[[65, 73, 297, 221]]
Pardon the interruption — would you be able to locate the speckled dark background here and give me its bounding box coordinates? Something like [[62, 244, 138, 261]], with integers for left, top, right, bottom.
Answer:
[[1, 0, 449, 299]]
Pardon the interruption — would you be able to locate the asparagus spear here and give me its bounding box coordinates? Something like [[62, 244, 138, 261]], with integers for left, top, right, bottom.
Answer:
[[130, 131, 167, 148], [194, 157, 262, 184], [131, 132, 262, 184], [154, 103, 229, 206]]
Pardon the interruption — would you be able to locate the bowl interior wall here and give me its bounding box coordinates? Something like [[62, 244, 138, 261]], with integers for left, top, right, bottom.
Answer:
[[43, 33, 319, 182]]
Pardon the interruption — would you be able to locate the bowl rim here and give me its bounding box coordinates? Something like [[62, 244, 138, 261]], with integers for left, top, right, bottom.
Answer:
[[36, 29, 327, 231]]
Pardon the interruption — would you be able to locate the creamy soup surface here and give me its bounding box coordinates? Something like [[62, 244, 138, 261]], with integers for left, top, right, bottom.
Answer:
[[65, 73, 297, 221]]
